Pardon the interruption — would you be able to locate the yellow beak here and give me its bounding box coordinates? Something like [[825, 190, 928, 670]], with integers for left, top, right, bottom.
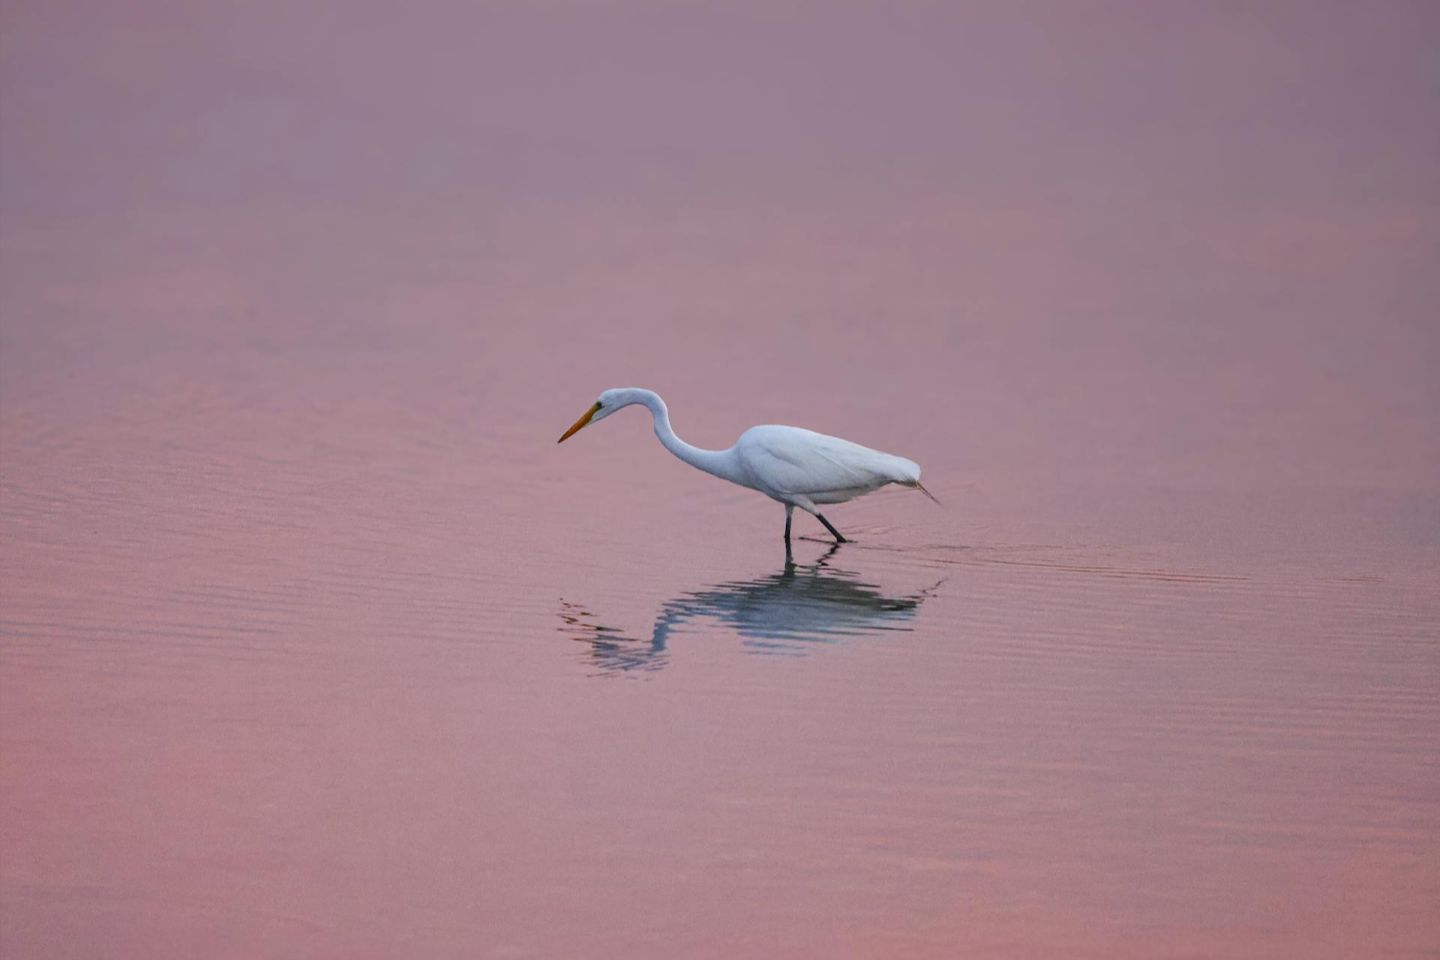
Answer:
[[557, 402, 602, 443]]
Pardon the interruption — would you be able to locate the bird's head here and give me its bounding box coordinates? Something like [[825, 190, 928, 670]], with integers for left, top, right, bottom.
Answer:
[[556, 388, 649, 442]]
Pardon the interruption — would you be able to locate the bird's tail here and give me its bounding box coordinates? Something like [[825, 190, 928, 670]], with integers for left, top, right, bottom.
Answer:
[[908, 481, 943, 506]]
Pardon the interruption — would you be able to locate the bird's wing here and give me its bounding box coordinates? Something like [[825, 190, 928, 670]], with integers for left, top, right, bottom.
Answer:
[[736, 425, 917, 497]]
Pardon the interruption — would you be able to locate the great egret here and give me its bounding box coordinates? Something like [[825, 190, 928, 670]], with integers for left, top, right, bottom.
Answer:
[[557, 388, 936, 543]]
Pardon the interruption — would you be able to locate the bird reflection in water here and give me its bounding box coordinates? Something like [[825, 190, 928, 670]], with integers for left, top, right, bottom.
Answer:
[[560, 547, 942, 675]]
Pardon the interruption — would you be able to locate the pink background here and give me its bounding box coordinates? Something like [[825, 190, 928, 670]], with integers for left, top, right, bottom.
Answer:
[[3, 3, 1437, 957]]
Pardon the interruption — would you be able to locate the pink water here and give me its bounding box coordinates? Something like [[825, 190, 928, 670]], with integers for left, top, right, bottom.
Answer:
[[3, 4, 1438, 958]]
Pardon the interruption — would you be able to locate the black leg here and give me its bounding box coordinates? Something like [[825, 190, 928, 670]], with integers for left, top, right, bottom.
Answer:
[[783, 507, 795, 565], [816, 513, 848, 543]]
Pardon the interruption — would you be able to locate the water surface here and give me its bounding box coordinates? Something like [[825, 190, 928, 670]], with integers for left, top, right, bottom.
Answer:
[[3, 3, 1438, 958]]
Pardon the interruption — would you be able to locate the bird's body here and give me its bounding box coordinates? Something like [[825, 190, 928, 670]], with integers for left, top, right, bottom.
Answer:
[[558, 388, 935, 544], [729, 424, 920, 506]]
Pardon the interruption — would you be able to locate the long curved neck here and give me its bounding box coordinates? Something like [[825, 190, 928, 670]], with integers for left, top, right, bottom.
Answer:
[[634, 391, 741, 483]]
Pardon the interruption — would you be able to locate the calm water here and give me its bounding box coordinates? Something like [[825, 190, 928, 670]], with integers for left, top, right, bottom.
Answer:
[[3, 4, 1438, 958]]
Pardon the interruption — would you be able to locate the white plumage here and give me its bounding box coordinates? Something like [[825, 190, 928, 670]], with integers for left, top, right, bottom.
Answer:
[[733, 424, 920, 504], [557, 387, 934, 544]]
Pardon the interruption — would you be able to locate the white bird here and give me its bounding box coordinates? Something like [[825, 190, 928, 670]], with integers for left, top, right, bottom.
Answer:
[[557, 388, 937, 544]]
